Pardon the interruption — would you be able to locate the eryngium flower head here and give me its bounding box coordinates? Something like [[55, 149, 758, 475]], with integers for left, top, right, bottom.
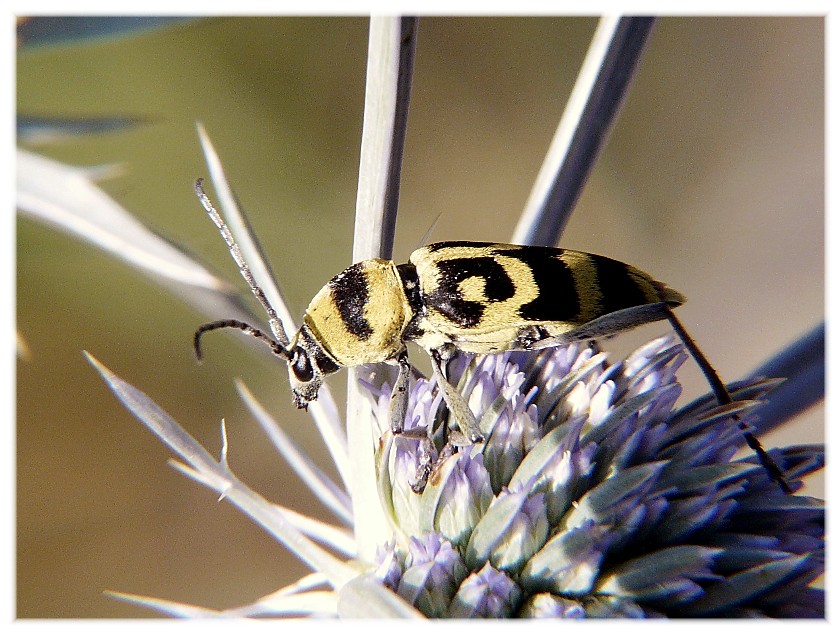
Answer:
[[362, 337, 824, 618]]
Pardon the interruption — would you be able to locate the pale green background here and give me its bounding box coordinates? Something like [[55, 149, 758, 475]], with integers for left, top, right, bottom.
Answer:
[[17, 17, 823, 617]]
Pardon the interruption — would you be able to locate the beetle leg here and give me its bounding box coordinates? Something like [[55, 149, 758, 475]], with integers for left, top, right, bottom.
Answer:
[[409, 432, 436, 494], [388, 350, 412, 435], [430, 349, 484, 443]]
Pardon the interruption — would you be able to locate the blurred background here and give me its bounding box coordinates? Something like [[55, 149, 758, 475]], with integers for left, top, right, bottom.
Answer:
[[16, 17, 823, 617]]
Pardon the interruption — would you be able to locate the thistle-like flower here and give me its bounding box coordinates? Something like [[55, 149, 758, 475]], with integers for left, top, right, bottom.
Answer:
[[363, 338, 824, 618]]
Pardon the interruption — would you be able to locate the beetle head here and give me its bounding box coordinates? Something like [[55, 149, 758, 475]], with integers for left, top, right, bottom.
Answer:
[[285, 325, 341, 409]]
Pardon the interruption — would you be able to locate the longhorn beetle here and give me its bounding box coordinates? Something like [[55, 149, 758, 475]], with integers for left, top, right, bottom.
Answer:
[[192, 179, 790, 494]]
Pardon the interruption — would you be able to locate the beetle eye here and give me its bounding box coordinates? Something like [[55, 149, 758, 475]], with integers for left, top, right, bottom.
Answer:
[[290, 348, 314, 383]]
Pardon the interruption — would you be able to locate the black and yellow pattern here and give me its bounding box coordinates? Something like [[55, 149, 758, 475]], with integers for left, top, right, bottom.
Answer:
[[303, 258, 410, 367], [403, 242, 684, 355], [298, 240, 684, 370]]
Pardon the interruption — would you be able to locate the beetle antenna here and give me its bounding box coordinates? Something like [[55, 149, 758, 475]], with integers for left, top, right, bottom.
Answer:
[[417, 212, 443, 249], [194, 178, 289, 348], [194, 319, 291, 362], [665, 308, 792, 494]]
